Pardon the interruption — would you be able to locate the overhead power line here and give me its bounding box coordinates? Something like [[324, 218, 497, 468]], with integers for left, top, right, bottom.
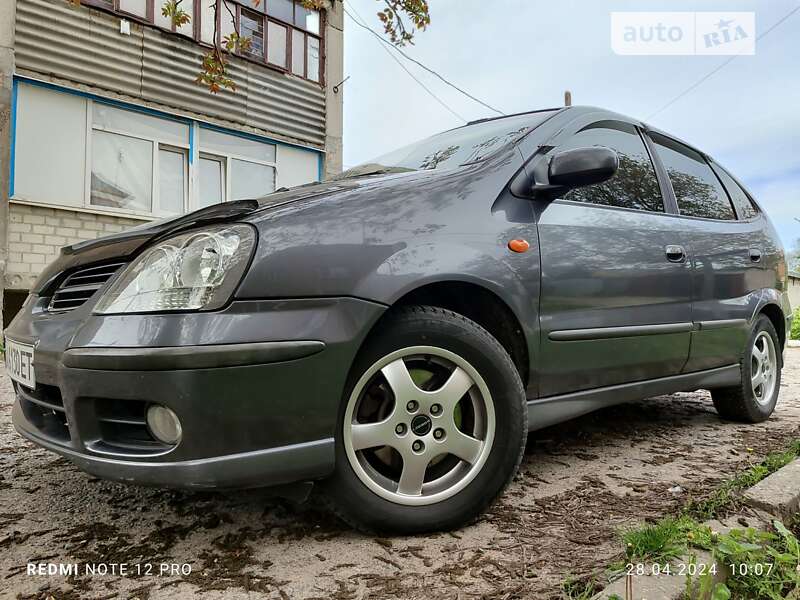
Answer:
[[343, 1, 505, 116], [343, 6, 467, 122], [646, 5, 800, 121]]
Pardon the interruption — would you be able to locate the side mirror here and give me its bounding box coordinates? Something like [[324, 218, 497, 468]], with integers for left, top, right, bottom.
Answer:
[[548, 146, 619, 189]]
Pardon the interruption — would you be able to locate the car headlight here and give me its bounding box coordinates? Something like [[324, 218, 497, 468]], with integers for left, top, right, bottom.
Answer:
[[94, 224, 256, 314]]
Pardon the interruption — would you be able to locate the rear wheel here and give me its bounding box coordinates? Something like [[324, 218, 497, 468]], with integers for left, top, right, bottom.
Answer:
[[711, 315, 781, 423], [325, 306, 526, 534]]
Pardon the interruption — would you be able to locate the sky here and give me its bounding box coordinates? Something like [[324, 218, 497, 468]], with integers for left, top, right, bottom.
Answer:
[[342, 0, 800, 250]]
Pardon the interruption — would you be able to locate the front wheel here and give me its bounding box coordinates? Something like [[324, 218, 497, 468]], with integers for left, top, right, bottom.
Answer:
[[325, 306, 526, 534], [711, 315, 781, 423]]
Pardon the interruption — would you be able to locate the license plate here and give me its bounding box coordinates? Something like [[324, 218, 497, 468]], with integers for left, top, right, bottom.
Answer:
[[5, 339, 36, 389]]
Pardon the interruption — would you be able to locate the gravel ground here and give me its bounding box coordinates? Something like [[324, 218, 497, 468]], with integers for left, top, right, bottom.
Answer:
[[2, 351, 800, 600]]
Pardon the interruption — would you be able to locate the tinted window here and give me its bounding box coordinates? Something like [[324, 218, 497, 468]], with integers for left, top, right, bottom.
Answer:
[[651, 134, 735, 220], [559, 121, 664, 212], [711, 164, 759, 220]]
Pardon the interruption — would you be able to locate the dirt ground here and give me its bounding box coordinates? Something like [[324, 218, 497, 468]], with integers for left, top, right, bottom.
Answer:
[[2, 352, 800, 600]]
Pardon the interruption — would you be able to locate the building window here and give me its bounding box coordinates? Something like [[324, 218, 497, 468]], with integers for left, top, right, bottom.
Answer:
[[119, 0, 147, 19], [90, 102, 190, 216], [90, 130, 154, 212], [267, 21, 288, 68], [291, 28, 305, 76], [12, 81, 322, 219], [198, 127, 277, 205], [88, 0, 323, 83], [199, 155, 226, 208], [240, 8, 265, 59], [159, 147, 189, 214]]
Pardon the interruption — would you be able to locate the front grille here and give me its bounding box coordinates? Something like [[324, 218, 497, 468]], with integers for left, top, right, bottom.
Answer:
[[17, 383, 70, 443], [48, 263, 125, 313]]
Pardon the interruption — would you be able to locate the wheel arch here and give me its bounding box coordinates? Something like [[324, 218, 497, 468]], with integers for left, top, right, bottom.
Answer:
[[372, 280, 531, 388], [759, 303, 786, 350]]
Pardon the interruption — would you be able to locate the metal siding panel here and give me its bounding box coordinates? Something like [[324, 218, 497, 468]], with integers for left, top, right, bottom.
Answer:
[[246, 65, 326, 146], [15, 0, 327, 148], [16, 0, 143, 98], [141, 28, 249, 126]]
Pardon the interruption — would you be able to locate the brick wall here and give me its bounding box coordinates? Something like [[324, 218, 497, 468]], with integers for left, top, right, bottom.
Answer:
[[4, 203, 144, 290]]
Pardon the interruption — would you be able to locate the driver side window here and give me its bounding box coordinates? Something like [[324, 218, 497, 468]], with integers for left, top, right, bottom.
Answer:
[[560, 121, 665, 213]]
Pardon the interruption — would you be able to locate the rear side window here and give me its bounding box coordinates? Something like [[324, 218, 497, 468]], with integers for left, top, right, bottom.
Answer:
[[711, 164, 759, 220], [559, 121, 664, 212], [650, 134, 735, 220]]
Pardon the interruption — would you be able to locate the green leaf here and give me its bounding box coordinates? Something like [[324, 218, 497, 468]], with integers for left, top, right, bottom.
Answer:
[[711, 583, 731, 600]]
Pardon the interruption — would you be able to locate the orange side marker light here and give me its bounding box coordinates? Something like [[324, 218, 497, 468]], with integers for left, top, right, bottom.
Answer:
[[508, 239, 530, 253]]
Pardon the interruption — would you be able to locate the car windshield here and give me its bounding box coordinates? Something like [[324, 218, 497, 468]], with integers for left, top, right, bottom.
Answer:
[[337, 111, 557, 179]]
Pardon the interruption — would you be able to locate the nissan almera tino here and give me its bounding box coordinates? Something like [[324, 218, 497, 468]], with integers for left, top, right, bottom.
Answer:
[[6, 106, 790, 533]]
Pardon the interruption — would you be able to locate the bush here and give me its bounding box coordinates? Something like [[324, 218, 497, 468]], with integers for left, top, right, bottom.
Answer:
[[791, 308, 800, 341]]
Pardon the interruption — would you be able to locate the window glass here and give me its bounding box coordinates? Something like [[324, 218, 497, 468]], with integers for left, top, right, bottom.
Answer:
[[199, 156, 225, 208], [559, 122, 664, 212], [201, 0, 216, 43], [231, 160, 276, 200], [177, 0, 194, 36], [651, 134, 735, 220], [220, 0, 237, 41], [119, 0, 147, 18], [240, 9, 265, 59], [158, 148, 186, 214], [292, 29, 305, 76], [242, 0, 265, 13], [304, 9, 320, 34], [712, 164, 759, 220], [93, 103, 189, 146], [200, 129, 276, 162], [307, 36, 320, 82], [267, 0, 294, 23], [155, 3, 173, 29], [294, 4, 318, 33], [353, 112, 555, 176], [91, 130, 153, 212], [267, 21, 288, 67]]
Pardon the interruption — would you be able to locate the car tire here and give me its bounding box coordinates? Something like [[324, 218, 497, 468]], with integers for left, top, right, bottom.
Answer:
[[711, 315, 781, 423], [324, 305, 527, 534]]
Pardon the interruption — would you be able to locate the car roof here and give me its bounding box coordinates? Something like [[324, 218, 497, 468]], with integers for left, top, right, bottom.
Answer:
[[463, 106, 707, 156]]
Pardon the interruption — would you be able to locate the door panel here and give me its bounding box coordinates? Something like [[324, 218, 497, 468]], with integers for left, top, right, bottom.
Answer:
[[673, 217, 769, 371], [537, 202, 694, 396], [646, 133, 766, 372], [534, 120, 693, 397]]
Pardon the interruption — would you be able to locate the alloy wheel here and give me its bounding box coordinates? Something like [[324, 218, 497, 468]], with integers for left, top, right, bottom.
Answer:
[[343, 346, 496, 506], [751, 331, 777, 405]]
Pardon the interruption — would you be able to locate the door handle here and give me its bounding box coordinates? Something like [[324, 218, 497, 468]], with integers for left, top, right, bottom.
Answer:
[[665, 244, 686, 263], [749, 248, 762, 263]]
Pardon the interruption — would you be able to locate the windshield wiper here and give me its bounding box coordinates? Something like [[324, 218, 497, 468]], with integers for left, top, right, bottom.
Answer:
[[332, 163, 415, 181]]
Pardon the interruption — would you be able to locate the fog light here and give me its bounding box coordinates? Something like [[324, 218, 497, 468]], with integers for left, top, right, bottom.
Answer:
[[146, 405, 182, 445]]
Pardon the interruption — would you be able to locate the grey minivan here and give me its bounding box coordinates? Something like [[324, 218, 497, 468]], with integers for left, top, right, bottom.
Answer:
[[6, 106, 790, 533]]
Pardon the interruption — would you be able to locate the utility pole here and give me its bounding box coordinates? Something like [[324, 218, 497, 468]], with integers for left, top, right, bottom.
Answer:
[[564, 90, 572, 107]]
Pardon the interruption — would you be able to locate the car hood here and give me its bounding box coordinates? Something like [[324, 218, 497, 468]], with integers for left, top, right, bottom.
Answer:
[[30, 170, 434, 293]]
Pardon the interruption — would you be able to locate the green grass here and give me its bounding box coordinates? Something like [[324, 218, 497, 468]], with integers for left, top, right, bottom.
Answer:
[[791, 308, 800, 341], [683, 440, 800, 521], [688, 520, 800, 600], [619, 517, 690, 565], [561, 575, 600, 600], [570, 439, 800, 599]]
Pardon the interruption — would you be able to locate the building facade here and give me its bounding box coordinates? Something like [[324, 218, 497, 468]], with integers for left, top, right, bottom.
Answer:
[[0, 0, 343, 326]]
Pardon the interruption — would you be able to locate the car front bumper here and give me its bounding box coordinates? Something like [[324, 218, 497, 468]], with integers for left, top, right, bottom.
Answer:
[[7, 296, 385, 489]]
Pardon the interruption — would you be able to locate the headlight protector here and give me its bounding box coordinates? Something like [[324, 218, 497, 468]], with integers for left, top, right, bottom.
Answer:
[[94, 224, 256, 314]]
